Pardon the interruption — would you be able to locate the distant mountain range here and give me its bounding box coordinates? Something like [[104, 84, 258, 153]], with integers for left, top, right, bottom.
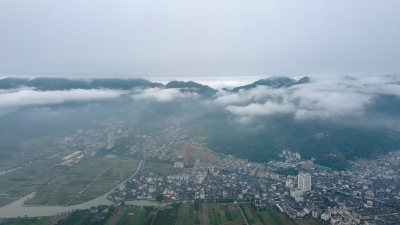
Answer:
[[1, 76, 398, 118], [0, 77, 163, 90], [0, 76, 310, 95], [166, 80, 217, 97], [229, 76, 310, 92]]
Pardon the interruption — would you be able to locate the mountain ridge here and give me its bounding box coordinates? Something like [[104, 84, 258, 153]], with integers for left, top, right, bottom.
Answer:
[[0, 77, 163, 90], [230, 76, 310, 92], [0, 76, 311, 93]]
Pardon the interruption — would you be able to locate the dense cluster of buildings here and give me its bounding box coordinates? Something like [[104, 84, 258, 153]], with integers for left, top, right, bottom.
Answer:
[[109, 141, 400, 225], [53, 118, 131, 162], [51, 118, 400, 225]]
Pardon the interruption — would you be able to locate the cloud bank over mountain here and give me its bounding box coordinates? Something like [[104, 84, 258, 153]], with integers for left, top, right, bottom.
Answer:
[[0, 88, 124, 108], [0, 75, 399, 170], [0, 75, 399, 125], [216, 75, 400, 121], [132, 88, 199, 102]]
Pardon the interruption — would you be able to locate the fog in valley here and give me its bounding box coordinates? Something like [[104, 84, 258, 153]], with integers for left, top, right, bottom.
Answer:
[[1, 75, 399, 171]]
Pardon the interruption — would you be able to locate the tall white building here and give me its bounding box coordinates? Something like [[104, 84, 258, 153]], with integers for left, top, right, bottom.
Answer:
[[106, 130, 114, 149], [298, 172, 311, 192]]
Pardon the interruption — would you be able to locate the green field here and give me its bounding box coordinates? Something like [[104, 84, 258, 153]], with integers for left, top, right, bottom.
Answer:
[[0, 215, 64, 225], [256, 205, 297, 225], [0, 203, 325, 225], [241, 203, 263, 225], [175, 203, 194, 225], [25, 154, 139, 206], [295, 218, 327, 225], [107, 203, 247, 225], [0, 157, 68, 207], [0, 134, 64, 171], [199, 202, 246, 225], [110, 208, 151, 225], [152, 204, 180, 225]]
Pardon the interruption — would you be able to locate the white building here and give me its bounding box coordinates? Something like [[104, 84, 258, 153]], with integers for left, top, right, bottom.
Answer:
[[285, 178, 294, 189], [298, 172, 311, 192], [106, 130, 115, 149], [174, 162, 184, 168], [290, 188, 303, 197], [321, 211, 331, 221]]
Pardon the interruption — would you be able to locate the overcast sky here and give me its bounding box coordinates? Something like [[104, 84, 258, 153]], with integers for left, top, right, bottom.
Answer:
[[1, 0, 399, 78]]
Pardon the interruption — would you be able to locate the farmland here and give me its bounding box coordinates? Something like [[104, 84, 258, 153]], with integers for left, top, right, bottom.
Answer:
[[25, 154, 139, 206]]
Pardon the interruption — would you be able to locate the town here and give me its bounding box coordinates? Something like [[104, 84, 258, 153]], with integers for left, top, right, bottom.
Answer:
[[28, 117, 400, 225]]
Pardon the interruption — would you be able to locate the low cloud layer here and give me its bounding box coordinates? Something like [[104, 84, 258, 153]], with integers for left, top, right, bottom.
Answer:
[[0, 89, 124, 108], [132, 88, 198, 102], [216, 75, 400, 121], [1, 75, 399, 123]]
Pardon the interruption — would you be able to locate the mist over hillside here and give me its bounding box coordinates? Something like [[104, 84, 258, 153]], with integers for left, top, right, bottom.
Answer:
[[1, 75, 400, 169]]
